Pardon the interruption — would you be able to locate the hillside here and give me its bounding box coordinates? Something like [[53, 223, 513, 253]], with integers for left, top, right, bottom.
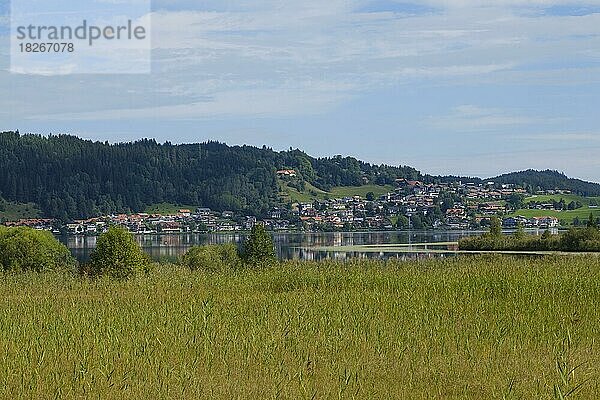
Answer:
[[506, 194, 600, 225], [491, 169, 600, 196], [0, 197, 41, 222], [0, 131, 419, 220], [2, 131, 599, 222]]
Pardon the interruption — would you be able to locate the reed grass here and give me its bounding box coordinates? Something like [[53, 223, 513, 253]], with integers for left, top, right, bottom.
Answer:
[[1, 255, 599, 399]]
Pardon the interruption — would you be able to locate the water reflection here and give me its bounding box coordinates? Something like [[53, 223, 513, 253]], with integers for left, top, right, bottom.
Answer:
[[61, 230, 491, 263]]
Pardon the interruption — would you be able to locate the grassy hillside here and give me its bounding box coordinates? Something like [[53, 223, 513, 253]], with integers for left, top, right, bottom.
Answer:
[[510, 194, 600, 225], [278, 181, 394, 204], [1, 256, 599, 398], [278, 181, 329, 203], [509, 208, 600, 225], [329, 184, 395, 199], [0, 198, 41, 221], [524, 194, 599, 206]]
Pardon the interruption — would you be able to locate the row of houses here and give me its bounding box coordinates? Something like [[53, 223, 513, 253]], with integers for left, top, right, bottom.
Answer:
[[503, 216, 560, 229], [2, 179, 572, 233]]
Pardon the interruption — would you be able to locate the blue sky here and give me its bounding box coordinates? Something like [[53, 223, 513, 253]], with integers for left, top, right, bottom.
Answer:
[[1, 0, 600, 181]]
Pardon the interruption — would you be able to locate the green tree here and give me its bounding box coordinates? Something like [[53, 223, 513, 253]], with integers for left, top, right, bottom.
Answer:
[[489, 217, 503, 237], [242, 225, 276, 267], [396, 215, 409, 229], [296, 155, 315, 181], [411, 214, 425, 229], [181, 244, 241, 272], [0, 227, 75, 273], [513, 223, 526, 240], [366, 192, 375, 201], [506, 193, 525, 210], [89, 227, 150, 279], [560, 227, 600, 251], [587, 213, 598, 229]]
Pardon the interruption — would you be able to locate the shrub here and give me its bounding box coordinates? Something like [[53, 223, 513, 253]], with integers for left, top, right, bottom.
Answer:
[[180, 244, 241, 272], [459, 227, 600, 252], [242, 225, 277, 267], [559, 227, 600, 252], [88, 227, 150, 279], [489, 217, 502, 237], [0, 227, 75, 273]]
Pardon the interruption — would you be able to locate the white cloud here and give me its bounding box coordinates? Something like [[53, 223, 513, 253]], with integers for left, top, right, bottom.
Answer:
[[427, 105, 567, 131], [27, 86, 352, 121], [2, 0, 600, 120]]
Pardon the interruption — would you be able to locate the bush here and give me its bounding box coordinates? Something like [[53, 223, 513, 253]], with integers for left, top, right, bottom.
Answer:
[[180, 244, 241, 272], [0, 227, 75, 273], [559, 227, 600, 252], [459, 227, 600, 252], [489, 217, 502, 237], [242, 225, 277, 267], [88, 227, 150, 279]]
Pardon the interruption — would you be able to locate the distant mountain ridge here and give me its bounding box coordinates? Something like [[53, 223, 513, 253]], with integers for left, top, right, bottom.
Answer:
[[0, 131, 598, 220], [427, 170, 600, 196], [489, 170, 600, 196]]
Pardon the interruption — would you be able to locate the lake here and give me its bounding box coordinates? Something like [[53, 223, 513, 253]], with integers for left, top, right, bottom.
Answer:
[[61, 230, 493, 263]]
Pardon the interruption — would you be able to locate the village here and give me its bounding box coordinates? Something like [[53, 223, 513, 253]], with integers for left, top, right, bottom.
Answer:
[[2, 177, 566, 235]]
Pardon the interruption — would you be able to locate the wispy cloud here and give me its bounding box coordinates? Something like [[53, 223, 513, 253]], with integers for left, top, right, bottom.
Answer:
[[3, 1, 600, 120], [428, 105, 566, 131], [2, 0, 600, 180], [515, 131, 600, 141]]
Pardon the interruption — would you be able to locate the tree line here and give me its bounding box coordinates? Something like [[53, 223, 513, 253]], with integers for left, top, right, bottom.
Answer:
[[0, 131, 420, 220], [459, 216, 600, 252], [0, 223, 277, 278]]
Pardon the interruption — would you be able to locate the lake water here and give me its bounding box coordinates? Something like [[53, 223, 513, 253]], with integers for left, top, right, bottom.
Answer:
[[61, 230, 490, 263]]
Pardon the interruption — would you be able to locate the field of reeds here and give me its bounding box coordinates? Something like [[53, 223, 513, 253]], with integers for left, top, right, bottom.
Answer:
[[1, 255, 599, 399]]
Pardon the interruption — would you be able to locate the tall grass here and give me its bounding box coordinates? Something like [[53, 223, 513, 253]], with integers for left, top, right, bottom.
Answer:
[[1, 256, 599, 398]]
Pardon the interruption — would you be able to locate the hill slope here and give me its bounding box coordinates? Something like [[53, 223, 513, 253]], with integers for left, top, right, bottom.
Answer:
[[491, 170, 600, 196], [2, 131, 599, 221], [0, 131, 419, 220]]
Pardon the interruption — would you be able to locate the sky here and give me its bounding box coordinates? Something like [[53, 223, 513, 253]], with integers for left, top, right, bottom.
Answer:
[[1, 0, 600, 181]]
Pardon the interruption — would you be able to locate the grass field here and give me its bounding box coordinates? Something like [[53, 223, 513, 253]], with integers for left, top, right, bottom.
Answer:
[[525, 194, 600, 207], [508, 208, 600, 224], [328, 184, 394, 199], [0, 199, 41, 221], [1, 256, 599, 398], [278, 181, 329, 203], [279, 182, 394, 204], [509, 194, 600, 225]]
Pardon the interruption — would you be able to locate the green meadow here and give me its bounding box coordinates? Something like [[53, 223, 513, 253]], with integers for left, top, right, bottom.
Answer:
[[328, 184, 395, 199], [508, 194, 600, 225], [508, 208, 600, 225], [278, 182, 394, 203], [1, 256, 599, 399], [0, 198, 41, 221]]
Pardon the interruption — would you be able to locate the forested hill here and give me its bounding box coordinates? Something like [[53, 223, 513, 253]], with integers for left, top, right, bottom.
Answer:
[[2, 131, 599, 221], [425, 170, 600, 196], [0, 131, 420, 220], [491, 170, 600, 196]]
